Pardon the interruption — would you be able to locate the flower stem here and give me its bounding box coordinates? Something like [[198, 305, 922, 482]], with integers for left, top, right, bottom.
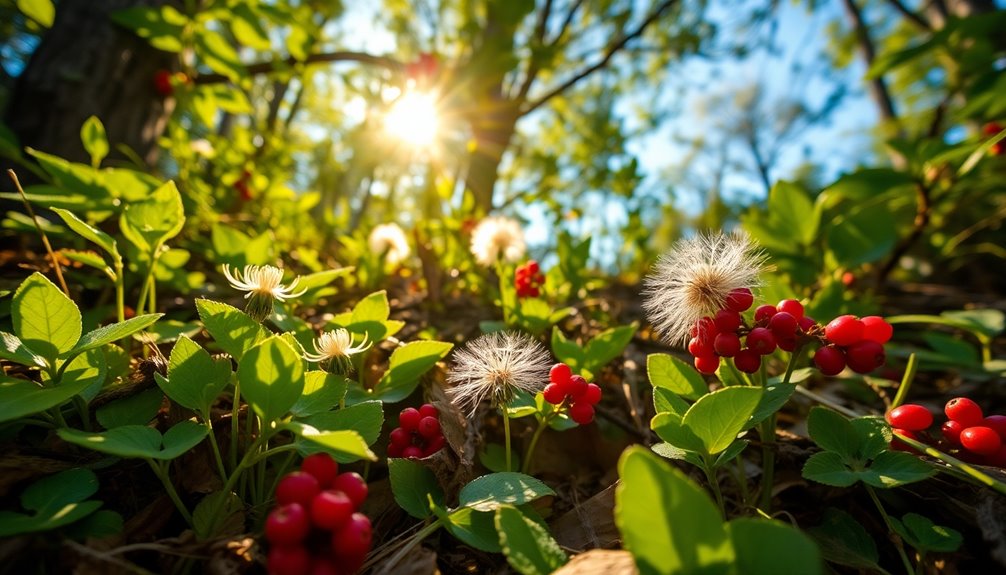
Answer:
[[704, 457, 726, 517], [865, 485, 915, 575], [148, 460, 193, 527], [229, 382, 241, 472], [758, 345, 806, 513], [893, 431, 1006, 496], [204, 418, 228, 484], [521, 418, 549, 474], [503, 410, 513, 472]]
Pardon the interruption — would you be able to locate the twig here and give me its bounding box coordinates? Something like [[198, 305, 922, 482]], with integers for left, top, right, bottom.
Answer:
[[8, 169, 70, 297], [194, 51, 402, 85]]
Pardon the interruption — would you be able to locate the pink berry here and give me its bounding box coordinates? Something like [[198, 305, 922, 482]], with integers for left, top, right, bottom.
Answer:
[[768, 312, 798, 339], [861, 316, 893, 344], [733, 349, 761, 373], [777, 299, 804, 319], [713, 332, 741, 357], [845, 340, 885, 374], [569, 402, 595, 425], [945, 397, 984, 427], [583, 383, 602, 405], [725, 288, 754, 312], [885, 404, 933, 431], [418, 416, 441, 439], [331, 472, 368, 509], [777, 335, 797, 352], [275, 471, 321, 506], [814, 345, 846, 376], [983, 415, 1006, 441], [961, 426, 1002, 456], [745, 327, 776, 355], [549, 363, 572, 385], [694, 355, 719, 375], [300, 453, 338, 488], [399, 408, 421, 431], [825, 315, 864, 346], [419, 403, 439, 418], [542, 383, 565, 405], [265, 503, 310, 545], [714, 309, 742, 333], [941, 420, 965, 445], [332, 513, 372, 573], [754, 305, 777, 323], [268, 545, 311, 575]]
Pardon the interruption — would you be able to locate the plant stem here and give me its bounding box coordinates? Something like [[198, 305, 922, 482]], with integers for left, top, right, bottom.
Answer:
[[759, 345, 807, 512], [9, 170, 70, 297], [50, 406, 68, 428], [73, 395, 92, 431], [229, 383, 241, 472], [503, 410, 513, 472], [521, 419, 549, 474], [893, 431, 1006, 496], [267, 451, 298, 499], [865, 485, 915, 575], [734, 456, 750, 508], [203, 418, 228, 483], [381, 519, 443, 572], [704, 458, 726, 517], [148, 460, 193, 527]]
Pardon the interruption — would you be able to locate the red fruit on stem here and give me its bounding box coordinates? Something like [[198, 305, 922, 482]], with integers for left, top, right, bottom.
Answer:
[[768, 312, 798, 339], [890, 429, 919, 453], [300, 453, 338, 488], [694, 355, 719, 375], [418, 416, 441, 439], [569, 402, 595, 425], [583, 383, 602, 405], [733, 349, 761, 373], [885, 404, 933, 431], [265, 503, 310, 545], [568, 375, 588, 400], [797, 316, 816, 333], [777, 299, 804, 319], [399, 408, 421, 431], [713, 332, 741, 357], [983, 415, 1006, 441], [845, 340, 885, 374], [389, 427, 411, 447], [688, 337, 713, 357], [332, 513, 373, 562], [861, 316, 893, 344], [814, 345, 846, 376], [419, 403, 439, 418], [714, 309, 741, 333], [309, 558, 341, 575], [725, 287, 754, 312], [945, 397, 984, 427], [527, 261, 540, 274], [754, 305, 777, 323], [310, 490, 354, 531], [331, 473, 368, 509], [402, 446, 424, 459], [549, 363, 572, 385], [153, 69, 173, 96], [960, 426, 1002, 455], [745, 327, 777, 355], [268, 545, 311, 575], [275, 471, 321, 506], [423, 435, 446, 456], [825, 315, 864, 346], [542, 383, 566, 405], [941, 419, 965, 446], [388, 443, 404, 458]]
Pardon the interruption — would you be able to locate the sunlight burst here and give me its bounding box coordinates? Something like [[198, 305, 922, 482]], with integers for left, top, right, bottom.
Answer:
[[383, 91, 440, 148]]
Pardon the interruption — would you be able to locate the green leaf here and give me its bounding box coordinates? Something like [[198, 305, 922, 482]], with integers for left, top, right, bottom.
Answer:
[[745, 382, 796, 430], [17, 0, 54, 28], [119, 181, 185, 254], [0, 373, 94, 424], [714, 440, 749, 468], [295, 401, 384, 460], [850, 417, 891, 461], [651, 412, 706, 453], [860, 451, 934, 488], [0, 331, 47, 368], [52, 209, 118, 264], [0, 468, 102, 537], [230, 3, 271, 50], [495, 505, 568, 575], [807, 407, 858, 461], [388, 458, 444, 519], [583, 324, 636, 374], [80, 116, 108, 168], [458, 472, 555, 512], [95, 387, 163, 428], [290, 371, 349, 417], [0, 501, 102, 537], [110, 5, 186, 52], [159, 420, 211, 460], [53, 349, 107, 400], [550, 327, 585, 374], [64, 314, 162, 359], [286, 424, 377, 462], [192, 490, 243, 540], [826, 203, 898, 267], [371, 340, 452, 402], [769, 181, 819, 245], [441, 506, 502, 553], [195, 299, 270, 360], [806, 509, 880, 570], [647, 353, 707, 400], [238, 336, 304, 424], [195, 29, 246, 82], [58, 421, 207, 460], [890, 513, 962, 553], [65, 509, 124, 539], [728, 518, 823, 575], [12, 272, 82, 362], [682, 387, 763, 455], [650, 442, 705, 468], [801, 451, 859, 487], [156, 335, 231, 414], [615, 446, 733, 575], [653, 387, 691, 416], [61, 250, 110, 274]]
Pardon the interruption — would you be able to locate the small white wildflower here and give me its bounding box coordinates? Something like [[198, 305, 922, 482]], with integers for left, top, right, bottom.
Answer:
[[446, 331, 551, 416], [304, 328, 371, 373], [642, 231, 766, 345], [368, 223, 411, 265], [189, 139, 215, 157], [470, 216, 526, 267], [222, 264, 307, 322]]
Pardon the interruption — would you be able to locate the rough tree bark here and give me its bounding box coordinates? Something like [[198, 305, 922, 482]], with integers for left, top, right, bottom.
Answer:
[[4, 0, 177, 168]]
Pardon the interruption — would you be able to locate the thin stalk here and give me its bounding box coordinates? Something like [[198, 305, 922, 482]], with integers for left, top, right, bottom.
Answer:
[[759, 345, 807, 512], [148, 460, 193, 526], [9, 170, 69, 296], [229, 383, 241, 472], [72, 395, 92, 431], [50, 406, 68, 428], [865, 485, 915, 575], [521, 419, 549, 474], [704, 458, 726, 517], [267, 451, 298, 499], [503, 411, 513, 472], [890, 353, 918, 410], [114, 259, 125, 324], [135, 255, 159, 316], [893, 431, 1006, 496], [381, 519, 443, 572], [734, 456, 750, 508], [203, 418, 228, 482]]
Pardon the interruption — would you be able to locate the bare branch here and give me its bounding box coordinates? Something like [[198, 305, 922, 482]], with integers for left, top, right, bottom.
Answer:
[[885, 0, 932, 30], [195, 51, 403, 85], [549, 0, 587, 47], [516, 0, 555, 99]]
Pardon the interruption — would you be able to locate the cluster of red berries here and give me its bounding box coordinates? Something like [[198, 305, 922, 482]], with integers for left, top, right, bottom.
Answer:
[[542, 363, 602, 425], [265, 453, 372, 575], [153, 70, 189, 97], [812, 315, 891, 376], [888, 398, 1006, 467], [984, 121, 1003, 156], [388, 404, 445, 459], [515, 261, 545, 298]]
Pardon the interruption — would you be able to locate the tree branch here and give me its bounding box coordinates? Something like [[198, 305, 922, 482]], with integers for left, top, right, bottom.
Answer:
[[841, 0, 901, 132], [548, 0, 587, 47], [884, 0, 932, 30], [194, 51, 403, 85], [516, 0, 555, 100], [521, 0, 677, 116]]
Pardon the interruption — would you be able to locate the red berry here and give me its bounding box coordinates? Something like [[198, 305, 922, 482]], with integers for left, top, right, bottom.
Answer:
[[861, 316, 893, 344], [713, 332, 741, 357], [388, 443, 404, 458], [890, 429, 919, 453], [309, 558, 341, 575], [941, 419, 965, 446], [768, 312, 798, 339], [569, 402, 595, 425], [275, 471, 321, 507], [693, 317, 718, 343], [418, 416, 441, 439], [885, 404, 933, 431], [265, 503, 310, 545], [825, 315, 864, 346], [300, 453, 338, 488], [984, 445, 1006, 467], [945, 397, 984, 427], [399, 408, 421, 431], [983, 415, 1006, 440], [754, 305, 777, 323], [268, 545, 311, 575], [389, 427, 411, 447], [332, 513, 372, 564], [583, 383, 602, 405], [694, 355, 719, 375], [402, 446, 424, 459], [330, 473, 368, 509], [153, 70, 173, 96], [814, 345, 846, 376], [746, 327, 776, 355], [733, 349, 761, 373], [419, 403, 439, 418], [797, 316, 816, 333], [960, 426, 1002, 456], [714, 309, 742, 333], [568, 375, 588, 400], [688, 337, 713, 357], [527, 261, 540, 274], [845, 340, 885, 374], [549, 363, 572, 385], [725, 288, 754, 312], [310, 490, 354, 530], [542, 383, 565, 405], [423, 435, 446, 456], [777, 299, 804, 319], [776, 335, 797, 352]]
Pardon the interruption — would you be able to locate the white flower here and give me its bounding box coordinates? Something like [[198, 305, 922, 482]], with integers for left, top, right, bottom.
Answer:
[[470, 216, 526, 267], [642, 231, 766, 345], [222, 264, 306, 321], [304, 328, 371, 373], [446, 331, 551, 416], [368, 223, 411, 265], [189, 139, 215, 157]]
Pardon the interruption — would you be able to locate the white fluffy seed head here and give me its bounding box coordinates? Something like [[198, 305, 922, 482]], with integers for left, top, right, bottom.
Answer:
[[368, 223, 411, 265], [642, 231, 767, 345], [446, 331, 551, 417], [470, 216, 526, 267]]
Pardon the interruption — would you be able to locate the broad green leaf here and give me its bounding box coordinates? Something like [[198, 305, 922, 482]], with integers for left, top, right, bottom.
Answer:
[[495, 505, 568, 575], [80, 116, 108, 167], [64, 314, 162, 359], [583, 323, 636, 373], [231, 3, 271, 50], [287, 424, 377, 462], [238, 336, 304, 423], [388, 458, 444, 519], [13, 272, 82, 362], [17, 0, 54, 27], [650, 442, 705, 468], [195, 299, 269, 360], [801, 451, 859, 487], [159, 420, 211, 460], [888, 310, 1004, 339], [58, 421, 206, 460], [119, 181, 184, 254], [95, 387, 163, 428], [806, 509, 880, 570], [651, 412, 706, 453], [441, 506, 502, 553], [826, 203, 898, 267], [615, 446, 733, 575], [728, 518, 823, 575], [860, 451, 934, 488], [290, 371, 349, 417], [0, 501, 102, 537], [193, 490, 244, 540], [55, 349, 107, 401], [295, 401, 384, 460], [195, 29, 245, 81], [0, 468, 102, 537], [647, 353, 707, 400], [745, 383, 796, 430], [156, 335, 232, 414], [458, 472, 554, 512], [769, 181, 819, 245], [550, 327, 585, 373], [52, 208, 118, 259], [807, 407, 858, 461], [653, 387, 691, 416], [850, 417, 891, 461], [0, 373, 95, 424], [683, 387, 763, 455], [61, 250, 110, 274], [0, 331, 47, 368], [890, 513, 962, 553], [64, 509, 124, 539], [139, 319, 202, 344], [110, 5, 187, 52], [371, 340, 452, 402], [714, 440, 749, 468]]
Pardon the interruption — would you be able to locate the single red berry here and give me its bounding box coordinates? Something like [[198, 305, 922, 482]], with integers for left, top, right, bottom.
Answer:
[[725, 288, 754, 312], [310, 490, 354, 531], [713, 332, 741, 357], [814, 345, 846, 376], [890, 429, 919, 453], [688, 337, 713, 357], [583, 383, 602, 405], [693, 317, 718, 343], [797, 316, 816, 333], [389, 427, 411, 447], [842, 271, 856, 287], [885, 404, 933, 431], [300, 453, 338, 488], [419, 403, 439, 418], [527, 261, 540, 274], [569, 402, 595, 425], [754, 305, 777, 323], [423, 435, 446, 457], [388, 443, 404, 458], [309, 558, 341, 575], [777, 299, 805, 319], [825, 315, 864, 346], [402, 446, 424, 459], [733, 349, 761, 373], [941, 419, 965, 446], [861, 316, 893, 344], [275, 471, 321, 506], [694, 354, 719, 375], [568, 375, 588, 401], [983, 415, 1006, 440], [332, 513, 372, 564], [945, 397, 984, 427], [153, 69, 173, 96], [777, 335, 797, 352], [984, 445, 1006, 468], [549, 363, 572, 385], [265, 503, 310, 545], [768, 312, 798, 339], [268, 545, 311, 575], [331, 472, 368, 509], [399, 408, 421, 431], [960, 426, 1002, 456], [714, 309, 742, 333], [418, 416, 441, 439], [542, 383, 566, 405], [745, 327, 777, 355], [845, 340, 885, 374]]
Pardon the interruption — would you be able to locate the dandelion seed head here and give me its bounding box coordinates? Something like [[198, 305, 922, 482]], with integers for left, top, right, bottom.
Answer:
[[642, 231, 766, 345], [446, 331, 551, 416], [470, 216, 526, 267], [304, 328, 371, 373], [222, 264, 306, 322], [368, 223, 411, 265]]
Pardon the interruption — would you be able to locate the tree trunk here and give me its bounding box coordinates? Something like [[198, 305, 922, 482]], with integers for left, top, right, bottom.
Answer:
[[5, 0, 177, 168], [466, 101, 519, 212]]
